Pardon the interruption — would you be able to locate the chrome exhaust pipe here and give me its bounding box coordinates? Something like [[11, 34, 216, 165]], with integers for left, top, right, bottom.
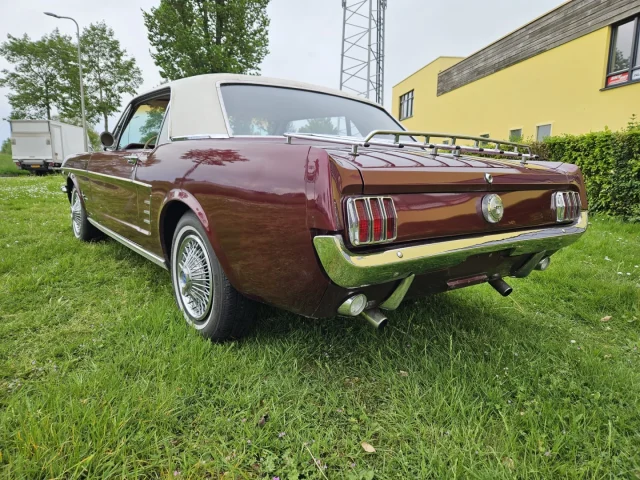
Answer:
[[359, 308, 388, 330], [535, 256, 551, 271], [489, 277, 513, 297]]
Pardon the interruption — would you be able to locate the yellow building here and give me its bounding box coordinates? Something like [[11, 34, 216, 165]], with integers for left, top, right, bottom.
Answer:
[[392, 0, 640, 142]]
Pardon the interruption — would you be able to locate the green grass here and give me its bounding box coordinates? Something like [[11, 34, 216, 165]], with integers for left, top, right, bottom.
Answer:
[[0, 153, 29, 176], [1, 175, 639, 479]]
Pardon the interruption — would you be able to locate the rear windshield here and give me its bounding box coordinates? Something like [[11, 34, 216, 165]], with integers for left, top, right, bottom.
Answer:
[[220, 84, 401, 138]]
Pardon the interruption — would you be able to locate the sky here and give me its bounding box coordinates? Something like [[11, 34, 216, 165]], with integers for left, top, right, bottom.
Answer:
[[0, 0, 567, 143]]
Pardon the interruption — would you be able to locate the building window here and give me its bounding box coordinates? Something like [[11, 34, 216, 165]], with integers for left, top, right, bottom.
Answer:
[[606, 16, 640, 87], [399, 90, 414, 120], [509, 128, 523, 141], [536, 124, 552, 141]]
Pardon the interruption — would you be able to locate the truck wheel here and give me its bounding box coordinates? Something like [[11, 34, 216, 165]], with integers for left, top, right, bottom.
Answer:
[[70, 187, 99, 241], [170, 212, 256, 341]]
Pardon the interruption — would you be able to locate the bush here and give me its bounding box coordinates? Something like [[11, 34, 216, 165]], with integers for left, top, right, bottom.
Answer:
[[1, 138, 11, 155], [530, 130, 640, 221]]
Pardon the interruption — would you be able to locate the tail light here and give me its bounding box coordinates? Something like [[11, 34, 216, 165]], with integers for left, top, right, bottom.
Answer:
[[346, 197, 397, 246], [552, 191, 582, 222]]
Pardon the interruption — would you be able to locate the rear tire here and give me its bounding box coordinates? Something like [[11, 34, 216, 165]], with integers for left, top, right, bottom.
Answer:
[[70, 186, 100, 241], [170, 212, 256, 341]]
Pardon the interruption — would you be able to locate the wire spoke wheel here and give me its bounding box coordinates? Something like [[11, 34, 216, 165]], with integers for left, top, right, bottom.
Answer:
[[170, 213, 256, 340], [175, 233, 214, 323], [70, 189, 83, 237]]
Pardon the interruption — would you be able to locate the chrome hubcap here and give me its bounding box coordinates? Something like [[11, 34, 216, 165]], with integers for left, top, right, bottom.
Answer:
[[176, 233, 213, 322], [70, 190, 82, 237]]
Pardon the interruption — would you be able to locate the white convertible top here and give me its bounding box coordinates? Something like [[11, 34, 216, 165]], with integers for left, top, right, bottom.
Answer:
[[139, 74, 383, 140]]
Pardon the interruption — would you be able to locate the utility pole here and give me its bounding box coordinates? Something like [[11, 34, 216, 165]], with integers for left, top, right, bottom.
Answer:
[[339, 0, 387, 105], [44, 12, 89, 152]]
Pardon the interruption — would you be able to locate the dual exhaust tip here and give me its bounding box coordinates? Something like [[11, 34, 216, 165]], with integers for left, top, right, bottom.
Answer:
[[338, 293, 388, 330], [489, 277, 513, 297], [488, 256, 551, 297], [337, 256, 550, 328]]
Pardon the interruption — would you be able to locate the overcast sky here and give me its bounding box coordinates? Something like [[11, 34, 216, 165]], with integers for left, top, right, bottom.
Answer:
[[0, 0, 566, 143]]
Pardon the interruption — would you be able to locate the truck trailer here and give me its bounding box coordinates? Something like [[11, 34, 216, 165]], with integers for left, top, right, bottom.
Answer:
[[10, 120, 88, 173]]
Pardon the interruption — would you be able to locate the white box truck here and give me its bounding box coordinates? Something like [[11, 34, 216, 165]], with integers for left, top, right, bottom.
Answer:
[[10, 120, 88, 173]]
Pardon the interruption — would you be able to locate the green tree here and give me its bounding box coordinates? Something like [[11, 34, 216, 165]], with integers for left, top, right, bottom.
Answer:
[[143, 0, 270, 80], [87, 129, 101, 151], [1, 138, 11, 155], [81, 22, 143, 132], [0, 30, 76, 120], [139, 107, 166, 143], [298, 117, 339, 135]]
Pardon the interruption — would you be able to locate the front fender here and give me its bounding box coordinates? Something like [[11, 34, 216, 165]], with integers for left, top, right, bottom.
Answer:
[[64, 172, 84, 206]]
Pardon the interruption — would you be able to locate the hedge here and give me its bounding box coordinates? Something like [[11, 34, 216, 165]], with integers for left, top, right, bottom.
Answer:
[[530, 130, 640, 221]]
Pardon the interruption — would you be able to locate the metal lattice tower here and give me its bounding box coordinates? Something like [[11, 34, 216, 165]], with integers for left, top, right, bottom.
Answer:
[[339, 0, 387, 105]]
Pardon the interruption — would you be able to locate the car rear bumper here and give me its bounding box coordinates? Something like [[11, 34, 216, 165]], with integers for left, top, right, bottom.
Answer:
[[13, 159, 59, 171], [313, 211, 588, 289]]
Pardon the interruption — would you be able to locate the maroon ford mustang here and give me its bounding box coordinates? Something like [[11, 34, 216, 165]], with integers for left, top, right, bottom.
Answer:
[[61, 74, 588, 340]]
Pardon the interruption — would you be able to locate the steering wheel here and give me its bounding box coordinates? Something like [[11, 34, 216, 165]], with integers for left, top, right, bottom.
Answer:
[[143, 135, 158, 150]]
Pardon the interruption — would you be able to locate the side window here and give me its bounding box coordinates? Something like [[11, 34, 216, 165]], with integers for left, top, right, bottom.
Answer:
[[117, 98, 169, 150], [158, 106, 170, 144], [111, 105, 131, 144]]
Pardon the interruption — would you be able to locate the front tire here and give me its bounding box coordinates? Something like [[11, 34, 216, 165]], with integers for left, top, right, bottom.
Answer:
[[170, 212, 256, 341], [70, 186, 99, 241]]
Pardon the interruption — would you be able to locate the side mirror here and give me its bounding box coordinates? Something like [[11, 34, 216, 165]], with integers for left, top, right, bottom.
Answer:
[[100, 131, 115, 148]]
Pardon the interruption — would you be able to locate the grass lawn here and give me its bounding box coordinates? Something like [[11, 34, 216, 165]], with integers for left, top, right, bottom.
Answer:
[[0, 153, 29, 176], [1, 175, 639, 479]]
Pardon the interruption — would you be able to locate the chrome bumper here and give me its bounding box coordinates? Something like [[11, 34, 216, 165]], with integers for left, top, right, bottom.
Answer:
[[314, 212, 588, 289]]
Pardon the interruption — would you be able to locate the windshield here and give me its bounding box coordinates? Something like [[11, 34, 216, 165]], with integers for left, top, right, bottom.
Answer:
[[220, 84, 402, 139]]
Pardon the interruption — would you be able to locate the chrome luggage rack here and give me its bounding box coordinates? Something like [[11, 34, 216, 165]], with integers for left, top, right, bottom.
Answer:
[[284, 130, 539, 164]]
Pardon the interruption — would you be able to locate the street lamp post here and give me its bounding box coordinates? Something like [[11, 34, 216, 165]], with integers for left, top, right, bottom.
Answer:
[[44, 12, 88, 152]]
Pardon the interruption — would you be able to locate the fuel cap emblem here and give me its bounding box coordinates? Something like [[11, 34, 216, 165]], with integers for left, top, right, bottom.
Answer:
[[482, 194, 504, 223]]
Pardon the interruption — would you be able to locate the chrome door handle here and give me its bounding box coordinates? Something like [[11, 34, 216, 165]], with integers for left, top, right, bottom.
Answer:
[[124, 155, 138, 165]]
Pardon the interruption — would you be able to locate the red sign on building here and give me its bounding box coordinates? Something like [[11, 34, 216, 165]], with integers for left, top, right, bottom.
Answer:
[[607, 72, 629, 86]]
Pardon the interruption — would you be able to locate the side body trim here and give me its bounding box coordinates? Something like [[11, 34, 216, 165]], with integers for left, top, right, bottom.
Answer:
[[62, 167, 152, 188], [314, 212, 588, 288], [88, 218, 167, 270]]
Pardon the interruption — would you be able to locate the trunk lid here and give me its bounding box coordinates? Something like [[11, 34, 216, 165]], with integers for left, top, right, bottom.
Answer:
[[323, 144, 577, 245], [326, 145, 569, 194]]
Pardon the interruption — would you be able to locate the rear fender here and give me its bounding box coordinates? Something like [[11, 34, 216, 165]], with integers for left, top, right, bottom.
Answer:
[[305, 147, 363, 233], [546, 162, 589, 210], [159, 188, 241, 289]]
